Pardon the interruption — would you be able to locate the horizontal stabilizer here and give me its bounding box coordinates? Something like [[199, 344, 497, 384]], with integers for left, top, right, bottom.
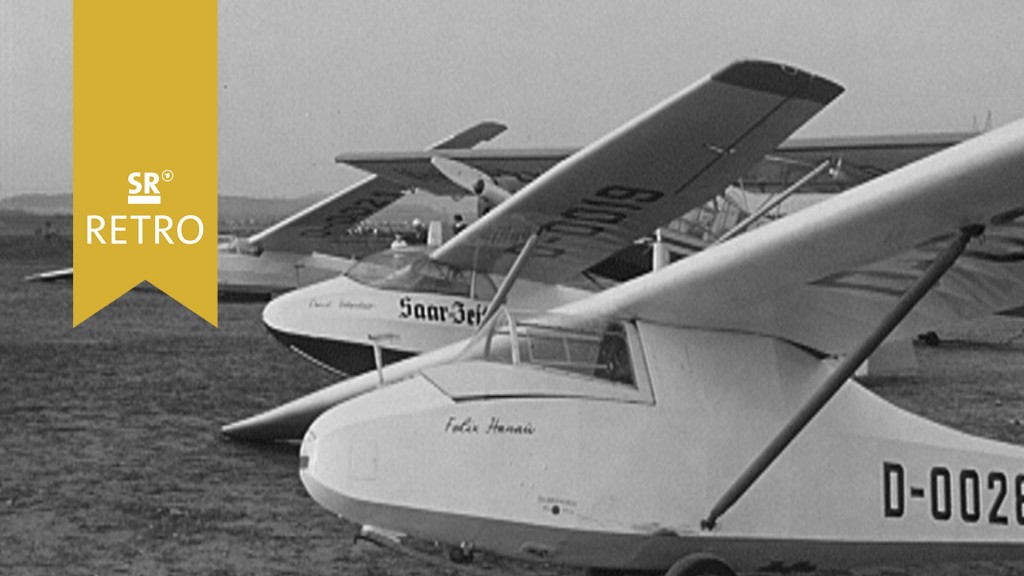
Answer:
[[429, 121, 506, 150]]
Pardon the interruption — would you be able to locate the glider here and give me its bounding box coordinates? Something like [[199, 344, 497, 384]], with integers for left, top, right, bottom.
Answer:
[[257, 85, 972, 377], [253, 59, 844, 376], [225, 59, 846, 439], [299, 107, 1024, 576]]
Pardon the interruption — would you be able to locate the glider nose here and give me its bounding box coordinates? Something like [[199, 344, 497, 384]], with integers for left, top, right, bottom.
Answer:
[[262, 285, 315, 346], [263, 279, 414, 375], [299, 427, 347, 518], [299, 375, 454, 523], [262, 280, 376, 375], [298, 387, 394, 516], [299, 430, 316, 473], [300, 419, 360, 521]]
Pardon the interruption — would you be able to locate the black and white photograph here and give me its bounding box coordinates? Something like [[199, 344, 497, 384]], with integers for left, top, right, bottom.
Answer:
[[2, 2, 1022, 575]]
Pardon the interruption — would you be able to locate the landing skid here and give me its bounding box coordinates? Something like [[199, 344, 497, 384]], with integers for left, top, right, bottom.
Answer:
[[355, 525, 517, 576], [357, 524, 739, 576]]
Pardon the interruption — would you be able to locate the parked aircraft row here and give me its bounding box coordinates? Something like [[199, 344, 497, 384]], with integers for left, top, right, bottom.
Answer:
[[221, 121, 968, 300], [35, 56, 1022, 576], [197, 100, 970, 387], [222, 60, 1023, 576], [28, 106, 969, 304], [223, 60, 992, 440], [225, 57, 847, 437]]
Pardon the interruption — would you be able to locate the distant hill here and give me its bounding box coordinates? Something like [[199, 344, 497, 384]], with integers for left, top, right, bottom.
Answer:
[[0, 194, 73, 215], [0, 192, 325, 221], [1, 192, 475, 235], [0, 210, 73, 237]]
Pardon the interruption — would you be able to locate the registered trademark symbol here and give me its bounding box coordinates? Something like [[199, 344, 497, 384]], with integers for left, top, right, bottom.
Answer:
[[161, 170, 174, 182]]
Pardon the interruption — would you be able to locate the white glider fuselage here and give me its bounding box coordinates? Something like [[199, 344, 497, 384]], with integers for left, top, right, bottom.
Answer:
[[285, 61, 1024, 573], [281, 60, 1024, 574], [263, 248, 592, 375], [300, 315, 1024, 573]]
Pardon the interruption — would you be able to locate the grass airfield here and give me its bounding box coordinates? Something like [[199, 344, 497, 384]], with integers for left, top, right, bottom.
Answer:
[[1, 234, 1021, 576]]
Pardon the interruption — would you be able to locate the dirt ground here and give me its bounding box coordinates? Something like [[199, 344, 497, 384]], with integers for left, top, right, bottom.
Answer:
[[1, 237, 1022, 575]]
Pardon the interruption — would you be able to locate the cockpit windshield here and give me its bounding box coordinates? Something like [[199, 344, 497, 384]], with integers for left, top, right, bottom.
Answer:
[[343, 247, 431, 285], [459, 309, 638, 388], [343, 247, 496, 299]]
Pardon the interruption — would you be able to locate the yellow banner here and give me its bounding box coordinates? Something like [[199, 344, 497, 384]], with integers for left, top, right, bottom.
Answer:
[[73, 0, 217, 326]]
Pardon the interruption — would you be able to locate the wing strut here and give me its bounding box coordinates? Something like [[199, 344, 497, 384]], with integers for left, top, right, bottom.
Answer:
[[478, 231, 540, 327], [700, 224, 985, 531], [368, 333, 399, 386], [715, 158, 832, 245]]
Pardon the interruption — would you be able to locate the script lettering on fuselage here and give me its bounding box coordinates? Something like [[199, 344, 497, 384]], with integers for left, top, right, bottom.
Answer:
[[882, 461, 1024, 527], [308, 297, 375, 310], [399, 296, 487, 327], [485, 416, 536, 435], [444, 417, 478, 434], [444, 416, 535, 436]]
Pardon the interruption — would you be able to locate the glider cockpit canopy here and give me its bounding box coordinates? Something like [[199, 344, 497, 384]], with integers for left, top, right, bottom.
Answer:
[[343, 247, 498, 300]]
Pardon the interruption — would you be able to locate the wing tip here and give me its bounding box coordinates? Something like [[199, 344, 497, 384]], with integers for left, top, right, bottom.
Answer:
[[713, 60, 844, 105], [431, 120, 509, 150]]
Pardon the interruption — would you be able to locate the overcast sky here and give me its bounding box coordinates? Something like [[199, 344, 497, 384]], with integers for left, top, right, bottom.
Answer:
[[2, 0, 1023, 199]]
